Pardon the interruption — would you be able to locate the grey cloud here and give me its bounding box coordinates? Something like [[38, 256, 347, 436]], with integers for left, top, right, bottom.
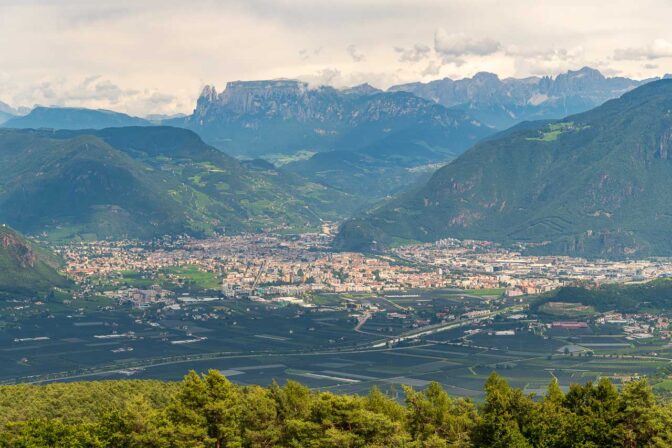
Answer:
[[422, 61, 442, 76], [434, 29, 501, 64], [299, 47, 322, 60], [347, 44, 365, 62], [395, 44, 431, 63]]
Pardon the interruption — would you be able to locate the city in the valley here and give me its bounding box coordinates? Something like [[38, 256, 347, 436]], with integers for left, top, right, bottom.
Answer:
[[4, 226, 672, 399]]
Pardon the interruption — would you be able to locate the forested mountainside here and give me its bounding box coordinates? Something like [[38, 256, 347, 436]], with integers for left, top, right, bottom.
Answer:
[[0, 370, 668, 447], [0, 127, 353, 240], [336, 79, 672, 258]]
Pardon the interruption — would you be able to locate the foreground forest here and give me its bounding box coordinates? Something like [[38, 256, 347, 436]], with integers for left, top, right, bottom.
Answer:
[[0, 371, 670, 447]]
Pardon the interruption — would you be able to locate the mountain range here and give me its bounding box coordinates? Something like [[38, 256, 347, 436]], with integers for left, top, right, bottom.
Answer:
[[0, 225, 69, 298], [2, 67, 670, 256], [335, 79, 672, 257], [167, 79, 493, 200], [1, 68, 655, 205], [389, 67, 661, 129], [168, 79, 490, 159], [0, 126, 353, 240]]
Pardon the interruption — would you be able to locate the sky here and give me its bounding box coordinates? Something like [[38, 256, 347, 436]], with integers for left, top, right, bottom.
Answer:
[[1, 0, 671, 116]]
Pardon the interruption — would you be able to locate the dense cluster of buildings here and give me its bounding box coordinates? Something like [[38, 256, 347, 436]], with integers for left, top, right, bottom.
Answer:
[[56, 233, 672, 300], [394, 238, 672, 295]]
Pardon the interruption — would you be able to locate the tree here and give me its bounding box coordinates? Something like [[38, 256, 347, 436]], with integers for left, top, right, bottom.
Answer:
[[472, 373, 532, 448], [619, 379, 672, 447], [404, 382, 476, 447], [239, 385, 281, 447]]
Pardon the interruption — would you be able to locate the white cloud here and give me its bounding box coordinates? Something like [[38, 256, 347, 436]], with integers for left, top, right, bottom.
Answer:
[[614, 38, 672, 60], [434, 30, 501, 64], [509, 46, 587, 76]]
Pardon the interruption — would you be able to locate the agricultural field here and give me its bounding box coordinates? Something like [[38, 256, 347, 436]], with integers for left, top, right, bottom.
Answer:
[[2, 285, 672, 399]]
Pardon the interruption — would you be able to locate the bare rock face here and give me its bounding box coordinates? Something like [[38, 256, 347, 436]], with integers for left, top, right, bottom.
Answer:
[[657, 127, 672, 159], [1, 231, 36, 268], [180, 78, 491, 158], [0, 225, 69, 297]]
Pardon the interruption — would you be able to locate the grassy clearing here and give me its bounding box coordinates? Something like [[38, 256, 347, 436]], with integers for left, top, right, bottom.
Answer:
[[526, 122, 585, 142], [539, 301, 596, 317], [464, 288, 505, 297]]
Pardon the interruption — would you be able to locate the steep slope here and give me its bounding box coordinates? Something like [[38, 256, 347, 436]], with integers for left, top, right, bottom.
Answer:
[[0, 101, 21, 125], [0, 111, 13, 125], [0, 127, 352, 240], [169, 79, 491, 159], [336, 79, 672, 257], [3, 106, 150, 130], [0, 225, 70, 297], [389, 67, 652, 129]]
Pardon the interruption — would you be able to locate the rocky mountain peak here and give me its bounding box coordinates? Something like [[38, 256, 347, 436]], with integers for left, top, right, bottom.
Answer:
[[472, 72, 501, 84], [341, 83, 382, 96]]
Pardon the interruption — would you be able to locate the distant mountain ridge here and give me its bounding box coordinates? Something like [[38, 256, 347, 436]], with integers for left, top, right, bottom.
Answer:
[[389, 67, 659, 129], [169, 79, 490, 158], [335, 79, 672, 258], [0, 100, 24, 125], [2, 106, 151, 130]]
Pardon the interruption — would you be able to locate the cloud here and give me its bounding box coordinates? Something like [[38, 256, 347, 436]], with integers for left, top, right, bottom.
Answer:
[[298, 47, 322, 60], [0, 0, 670, 114], [3, 76, 180, 116], [434, 29, 501, 64], [346, 44, 365, 62], [613, 39, 672, 60], [422, 60, 442, 76], [509, 46, 586, 76], [395, 44, 431, 63], [298, 68, 399, 90]]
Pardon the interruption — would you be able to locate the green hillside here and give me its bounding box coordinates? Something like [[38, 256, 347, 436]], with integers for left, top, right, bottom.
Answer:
[[534, 278, 672, 313], [0, 127, 353, 240], [336, 79, 672, 257], [0, 225, 70, 297]]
